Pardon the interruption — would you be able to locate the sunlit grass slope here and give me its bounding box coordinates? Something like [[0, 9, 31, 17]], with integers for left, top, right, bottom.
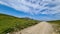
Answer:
[[0, 14, 39, 34]]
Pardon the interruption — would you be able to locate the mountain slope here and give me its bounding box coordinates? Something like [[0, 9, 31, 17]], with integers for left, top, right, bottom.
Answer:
[[0, 14, 39, 34]]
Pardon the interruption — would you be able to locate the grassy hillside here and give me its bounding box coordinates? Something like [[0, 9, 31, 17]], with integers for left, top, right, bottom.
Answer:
[[0, 14, 40, 34], [48, 20, 60, 24]]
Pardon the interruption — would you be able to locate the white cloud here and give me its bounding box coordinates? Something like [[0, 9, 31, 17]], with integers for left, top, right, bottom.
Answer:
[[0, 0, 60, 15]]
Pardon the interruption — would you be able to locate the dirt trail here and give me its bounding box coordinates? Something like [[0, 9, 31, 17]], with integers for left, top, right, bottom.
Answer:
[[11, 22, 57, 34], [19, 22, 56, 34]]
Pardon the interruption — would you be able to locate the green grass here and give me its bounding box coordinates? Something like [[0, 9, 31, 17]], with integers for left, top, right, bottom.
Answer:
[[0, 14, 40, 34], [48, 20, 60, 24]]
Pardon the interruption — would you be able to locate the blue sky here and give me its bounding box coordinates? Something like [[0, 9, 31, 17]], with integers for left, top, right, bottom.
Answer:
[[0, 4, 31, 18], [0, 0, 60, 21]]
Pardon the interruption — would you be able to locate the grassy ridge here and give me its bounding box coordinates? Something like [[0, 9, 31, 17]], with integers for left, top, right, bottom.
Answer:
[[48, 20, 60, 24], [0, 14, 39, 34]]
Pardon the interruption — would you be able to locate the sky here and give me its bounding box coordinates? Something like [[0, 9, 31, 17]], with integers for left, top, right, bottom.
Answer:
[[0, 0, 60, 21]]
